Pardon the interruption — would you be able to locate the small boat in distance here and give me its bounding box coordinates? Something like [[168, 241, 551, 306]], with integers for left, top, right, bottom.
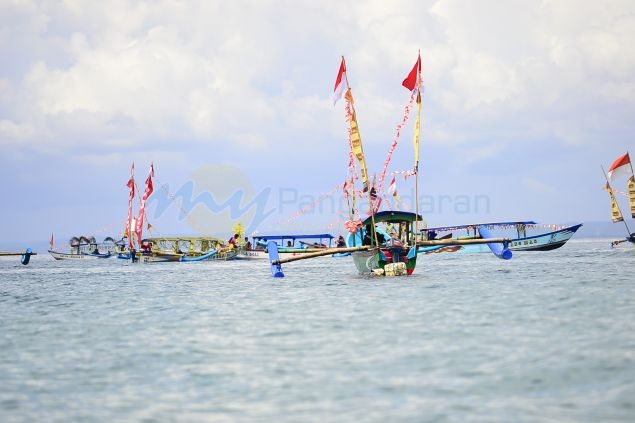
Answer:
[[48, 235, 116, 260], [602, 152, 635, 247], [418, 221, 582, 255], [123, 237, 238, 263], [237, 234, 334, 260]]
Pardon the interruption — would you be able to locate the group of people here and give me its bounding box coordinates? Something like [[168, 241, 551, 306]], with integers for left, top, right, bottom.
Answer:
[[227, 233, 252, 250]]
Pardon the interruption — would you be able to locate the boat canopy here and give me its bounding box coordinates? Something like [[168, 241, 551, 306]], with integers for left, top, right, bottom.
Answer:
[[361, 211, 423, 225], [252, 234, 334, 241], [422, 221, 538, 232]]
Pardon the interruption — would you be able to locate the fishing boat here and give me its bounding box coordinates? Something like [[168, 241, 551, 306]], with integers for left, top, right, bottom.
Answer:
[[349, 211, 421, 275], [48, 235, 116, 260], [267, 53, 510, 277], [125, 236, 238, 263], [603, 152, 635, 247], [418, 221, 582, 255], [237, 234, 334, 260]]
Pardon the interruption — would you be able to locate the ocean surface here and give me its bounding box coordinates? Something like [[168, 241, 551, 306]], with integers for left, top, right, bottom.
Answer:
[[1, 239, 633, 422]]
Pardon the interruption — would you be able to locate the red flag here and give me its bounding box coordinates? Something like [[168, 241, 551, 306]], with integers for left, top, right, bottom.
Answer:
[[136, 163, 154, 244], [402, 53, 421, 91], [125, 162, 135, 249], [389, 176, 397, 197], [333, 57, 348, 105], [49, 233, 54, 251], [608, 152, 632, 181]]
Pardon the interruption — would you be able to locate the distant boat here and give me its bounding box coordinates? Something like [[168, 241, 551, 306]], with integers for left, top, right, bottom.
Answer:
[[236, 234, 334, 260], [602, 152, 635, 247], [127, 237, 239, 263], [418, 221, 582, 255], [48, 235, 116, 260]]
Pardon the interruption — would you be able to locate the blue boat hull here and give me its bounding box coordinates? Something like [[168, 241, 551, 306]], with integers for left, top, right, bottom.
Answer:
[[419, 224, 582, 255]]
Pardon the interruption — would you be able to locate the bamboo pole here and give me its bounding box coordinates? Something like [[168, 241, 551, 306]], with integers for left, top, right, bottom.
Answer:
[[272, 246, 370, 265], [0, 252, 38, 256], [417, 238, 510, 246]]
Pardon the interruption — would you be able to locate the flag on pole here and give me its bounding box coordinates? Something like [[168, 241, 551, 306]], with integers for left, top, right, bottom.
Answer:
[[49, 233, 54, 251], [135, 163, 154, 245], [126, 162, 135, 249], [605, 182, 624, 222], [402, 52, 421, 91], [333, 57, 348, 105], [607, 152, 632, 181], [628, 176, 635, 218], [389, 177, 397, 197]]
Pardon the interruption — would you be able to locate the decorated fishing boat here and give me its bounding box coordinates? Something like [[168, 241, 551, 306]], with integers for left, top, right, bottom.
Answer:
[[124, 236, 238, 263], [237, 234, 334, 260], [349, 211, 421, 275], [603, 152, 635, 247], [48, 235, 116, 260], [267, 53, 510, 277], [418, 221, 582, 255]]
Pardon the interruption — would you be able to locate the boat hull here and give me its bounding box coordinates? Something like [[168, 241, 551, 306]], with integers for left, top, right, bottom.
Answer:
[[236, 248, 328, 260], [351, 247, 416, 276], [48, 250, 112, 260], [181, 249, 238, 261], [419, 224, 582, 255]]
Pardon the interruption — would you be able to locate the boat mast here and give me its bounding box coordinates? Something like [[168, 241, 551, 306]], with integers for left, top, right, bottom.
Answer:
[[342, 57, 379, 246], [413, 54, 422, 242]]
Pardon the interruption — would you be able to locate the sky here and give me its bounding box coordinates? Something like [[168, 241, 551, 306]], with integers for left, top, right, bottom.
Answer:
[[2, 0, 635, 248]]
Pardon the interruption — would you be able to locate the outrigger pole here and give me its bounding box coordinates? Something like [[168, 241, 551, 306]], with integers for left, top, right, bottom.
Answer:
[[268, 238, 512, 277], [0, 248, 36, 265]]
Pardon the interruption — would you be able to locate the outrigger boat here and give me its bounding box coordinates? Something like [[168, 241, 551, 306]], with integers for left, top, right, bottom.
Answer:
[[268, 54, 511, 277], [237, 234, 334, 260], [603, 152, 635, 247], [48, 235, 116, 260], [120, 236, 238, 263], [418, 221, 582, 255], [349, 211, 421, 275]]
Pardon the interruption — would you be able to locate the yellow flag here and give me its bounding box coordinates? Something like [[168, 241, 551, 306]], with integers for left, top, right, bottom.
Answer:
[[628, 176, 635, 218], [413, 91, 421, 167], [349, 110, 369, 192], [605, 183, 624, 223]]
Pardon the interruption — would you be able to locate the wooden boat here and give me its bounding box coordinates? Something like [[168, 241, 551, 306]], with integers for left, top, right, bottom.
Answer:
[[418, 221, 582, 255], [121, 237, 239, 263], [237, 234, 334, 260], [267, 54, 509, 277], [349, 211, 421, 276], [48, 236, 116, 260]]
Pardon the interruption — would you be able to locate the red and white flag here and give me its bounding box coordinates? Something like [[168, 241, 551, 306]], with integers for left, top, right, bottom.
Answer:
[[333, 57, 348, 105], [402, 52, 421, 92], [389, 176, 397, 197], [608, 152, 632, 181], [135, 163, 154, 245], [125, 162, 135, 249]]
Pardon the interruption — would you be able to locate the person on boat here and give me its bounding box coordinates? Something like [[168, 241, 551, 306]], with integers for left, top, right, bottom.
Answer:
[[228, 233, 239, 249], [336, 235, 346, 248], [286, 241, 293, 247], [362, 232, 371, 246], [244, 237, 252, 250]]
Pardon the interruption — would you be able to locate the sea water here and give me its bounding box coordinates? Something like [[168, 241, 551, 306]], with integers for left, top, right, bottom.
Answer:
[[0, 239, 633, 422]]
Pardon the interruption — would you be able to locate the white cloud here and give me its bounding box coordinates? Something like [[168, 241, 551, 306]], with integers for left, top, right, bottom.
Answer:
[[1, 0, 635, 241]]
